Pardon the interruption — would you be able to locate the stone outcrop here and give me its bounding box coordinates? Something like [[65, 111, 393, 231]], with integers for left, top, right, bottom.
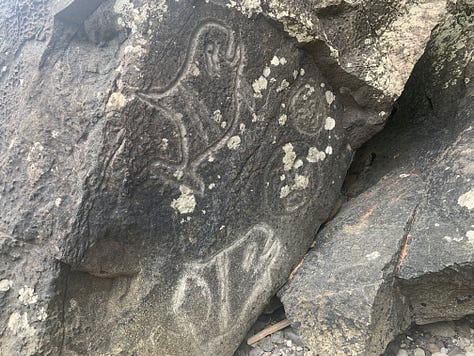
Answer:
[[0, 0, 451, 355], [280, 1, 474, 354]]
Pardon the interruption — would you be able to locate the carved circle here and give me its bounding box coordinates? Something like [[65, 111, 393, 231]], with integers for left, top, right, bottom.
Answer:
[[264, 142, 322, 215], [288, 82, 328, 136]]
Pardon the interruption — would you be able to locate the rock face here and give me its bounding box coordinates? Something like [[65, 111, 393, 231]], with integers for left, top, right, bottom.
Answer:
[[0, 0, 449, 355], [281, 1, 474, 355]]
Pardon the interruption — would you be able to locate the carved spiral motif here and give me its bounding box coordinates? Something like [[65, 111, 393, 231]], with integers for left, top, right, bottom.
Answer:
[[288, 82, 328, 136]]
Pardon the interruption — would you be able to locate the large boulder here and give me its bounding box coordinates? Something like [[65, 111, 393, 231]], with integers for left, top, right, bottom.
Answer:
[[0, 0, 448, 355], [280, 1, 474, 354]]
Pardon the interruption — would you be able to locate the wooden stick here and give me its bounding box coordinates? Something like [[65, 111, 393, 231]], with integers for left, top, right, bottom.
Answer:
[[247, 319, 291, 345]]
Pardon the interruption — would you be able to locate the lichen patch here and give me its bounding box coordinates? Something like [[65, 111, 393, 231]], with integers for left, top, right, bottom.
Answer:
[[307, 147, 326, 163], [0, 279, 12, 292], [252, 75, 268, 98], [278, 114, 287, 126], [227, 135, 241, 150], [171, 185, 196, 214], [324, 117, 336, 130], [282, 143, 296, 171], [325, 90, 335, 105], [18, 286, 38, 305], [458, 189, 474, 210]]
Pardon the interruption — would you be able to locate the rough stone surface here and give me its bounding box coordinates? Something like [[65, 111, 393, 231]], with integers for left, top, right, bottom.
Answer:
[[256, 0, 448, 147], [280, 1, 473, 355], [0, 0, 453, 355]]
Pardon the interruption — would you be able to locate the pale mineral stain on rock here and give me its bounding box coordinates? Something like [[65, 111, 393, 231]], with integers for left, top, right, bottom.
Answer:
[[171, 185, 196, 214]]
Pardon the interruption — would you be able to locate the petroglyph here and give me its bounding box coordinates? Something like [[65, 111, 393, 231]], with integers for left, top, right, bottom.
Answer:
[[287, 81, 330, 136], [136, 20, 245, 195], [265, 142, 322, 214], [172, 223, 281, 346]]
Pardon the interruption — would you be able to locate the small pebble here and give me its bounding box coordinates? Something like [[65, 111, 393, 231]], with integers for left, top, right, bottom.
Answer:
[[397, 350, 409, 356], [430, 344, 441, 353], [284, 329, 304, 346], [286, 340, 293, 347], [432, 352, 448, 356], [414, 348, 426, 356], [271, 331, 283, 344], [249, 346, 264, 356], [257, 337, 272, 352]]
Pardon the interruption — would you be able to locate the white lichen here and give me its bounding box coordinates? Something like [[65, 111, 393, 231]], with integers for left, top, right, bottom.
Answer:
[[0, 279, 12, 292], [324, 117, 336, 131], [458, 189, 474, 210], [325, 90, 335, 105], [263, 66, 271, 77], [171, 185, 196, 214], [293, 174, 309, 190], [278, 114, 287, 126], [280, 185, 291, 198], [212, 110, 222, 123], [227, 135, 241, 150], [282, 143, 296, 171], [276, 79, 290, 92], [18, 286, 38, 305], [252, 76, 268, 98], [307, 147, 326, 163]]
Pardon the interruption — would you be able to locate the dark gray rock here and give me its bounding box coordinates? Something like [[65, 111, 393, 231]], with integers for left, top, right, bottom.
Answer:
[[281, 1, 474, 355], [0, 0, 449, 355]]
